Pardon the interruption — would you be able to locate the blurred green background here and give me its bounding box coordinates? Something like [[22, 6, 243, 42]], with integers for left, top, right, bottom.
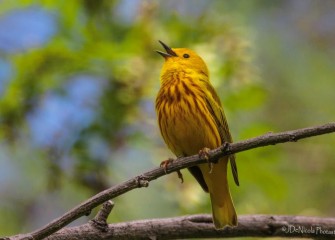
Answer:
[[0, 0, 334, 238]]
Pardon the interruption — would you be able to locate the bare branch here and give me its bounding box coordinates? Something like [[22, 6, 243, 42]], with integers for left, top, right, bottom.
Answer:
[[89, 200, 114, 232], [2, 122, 335, 240], [47, 214, 335, 239]]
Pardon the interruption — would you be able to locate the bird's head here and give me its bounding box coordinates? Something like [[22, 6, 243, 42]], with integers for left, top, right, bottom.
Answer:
[[156, 40, 209, 78]]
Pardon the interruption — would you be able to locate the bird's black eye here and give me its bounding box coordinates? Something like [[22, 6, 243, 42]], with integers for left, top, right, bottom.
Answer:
[[183, 53, 190, 58]]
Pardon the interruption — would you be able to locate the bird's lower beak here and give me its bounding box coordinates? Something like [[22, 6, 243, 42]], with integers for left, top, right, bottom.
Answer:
[[156, 40, 177, 58]]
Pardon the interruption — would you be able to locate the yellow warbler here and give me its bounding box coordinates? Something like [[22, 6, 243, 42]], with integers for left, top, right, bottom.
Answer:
[[155, 41, 239, 228]]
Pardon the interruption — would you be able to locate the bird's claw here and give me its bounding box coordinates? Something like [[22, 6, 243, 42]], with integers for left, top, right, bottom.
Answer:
[[199, 147, 213, 173], [160, 158, 174, 174], [160, 158, 184, 183], [176, 170, 184, 183]]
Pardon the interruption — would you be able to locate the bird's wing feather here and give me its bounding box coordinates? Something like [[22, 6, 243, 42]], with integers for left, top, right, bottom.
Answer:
[[205, 84, 239, 186]]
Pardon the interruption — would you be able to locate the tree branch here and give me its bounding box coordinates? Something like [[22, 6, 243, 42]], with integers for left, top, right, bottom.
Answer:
[[2, 122, 335, 240], [44, 214, 335, 239]]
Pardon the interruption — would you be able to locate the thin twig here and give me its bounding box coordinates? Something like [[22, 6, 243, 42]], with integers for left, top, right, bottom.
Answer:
[[89, 201, 114, 232], [3, 122, 335, 240]]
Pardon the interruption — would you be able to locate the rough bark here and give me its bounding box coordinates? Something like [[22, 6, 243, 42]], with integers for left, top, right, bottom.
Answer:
[[48, 215, 335, 239]]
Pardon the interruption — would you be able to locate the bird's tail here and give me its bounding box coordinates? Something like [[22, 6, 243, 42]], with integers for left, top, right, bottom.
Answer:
[[200, 158, 237, 228]]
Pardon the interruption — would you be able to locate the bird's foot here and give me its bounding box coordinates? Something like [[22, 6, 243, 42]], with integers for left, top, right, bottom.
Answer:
[[198, 147, 213, 173], [160, 158, 184, 183], [160, 158, 174, 174]]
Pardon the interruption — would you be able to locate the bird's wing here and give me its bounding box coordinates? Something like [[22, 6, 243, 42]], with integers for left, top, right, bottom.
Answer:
[[205, 84, 239, 186]]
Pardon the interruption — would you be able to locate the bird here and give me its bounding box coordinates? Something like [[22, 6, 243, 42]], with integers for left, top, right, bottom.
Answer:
[[155, 40, 239, 228]]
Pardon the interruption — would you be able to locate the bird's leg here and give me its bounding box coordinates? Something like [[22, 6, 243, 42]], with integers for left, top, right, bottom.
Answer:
[[160, 158, 184, 183], [198, 147, 213, 174]]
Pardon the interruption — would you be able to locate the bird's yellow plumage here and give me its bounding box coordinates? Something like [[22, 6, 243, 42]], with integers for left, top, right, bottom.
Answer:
[[155, 41, 239, 228]]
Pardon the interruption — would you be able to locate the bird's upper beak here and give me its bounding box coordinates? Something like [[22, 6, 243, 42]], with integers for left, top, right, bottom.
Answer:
[[156, 40, 177, 58]]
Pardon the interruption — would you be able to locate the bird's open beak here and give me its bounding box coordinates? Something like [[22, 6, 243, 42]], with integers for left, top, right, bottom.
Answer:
[[156, 40, 177, 58]]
